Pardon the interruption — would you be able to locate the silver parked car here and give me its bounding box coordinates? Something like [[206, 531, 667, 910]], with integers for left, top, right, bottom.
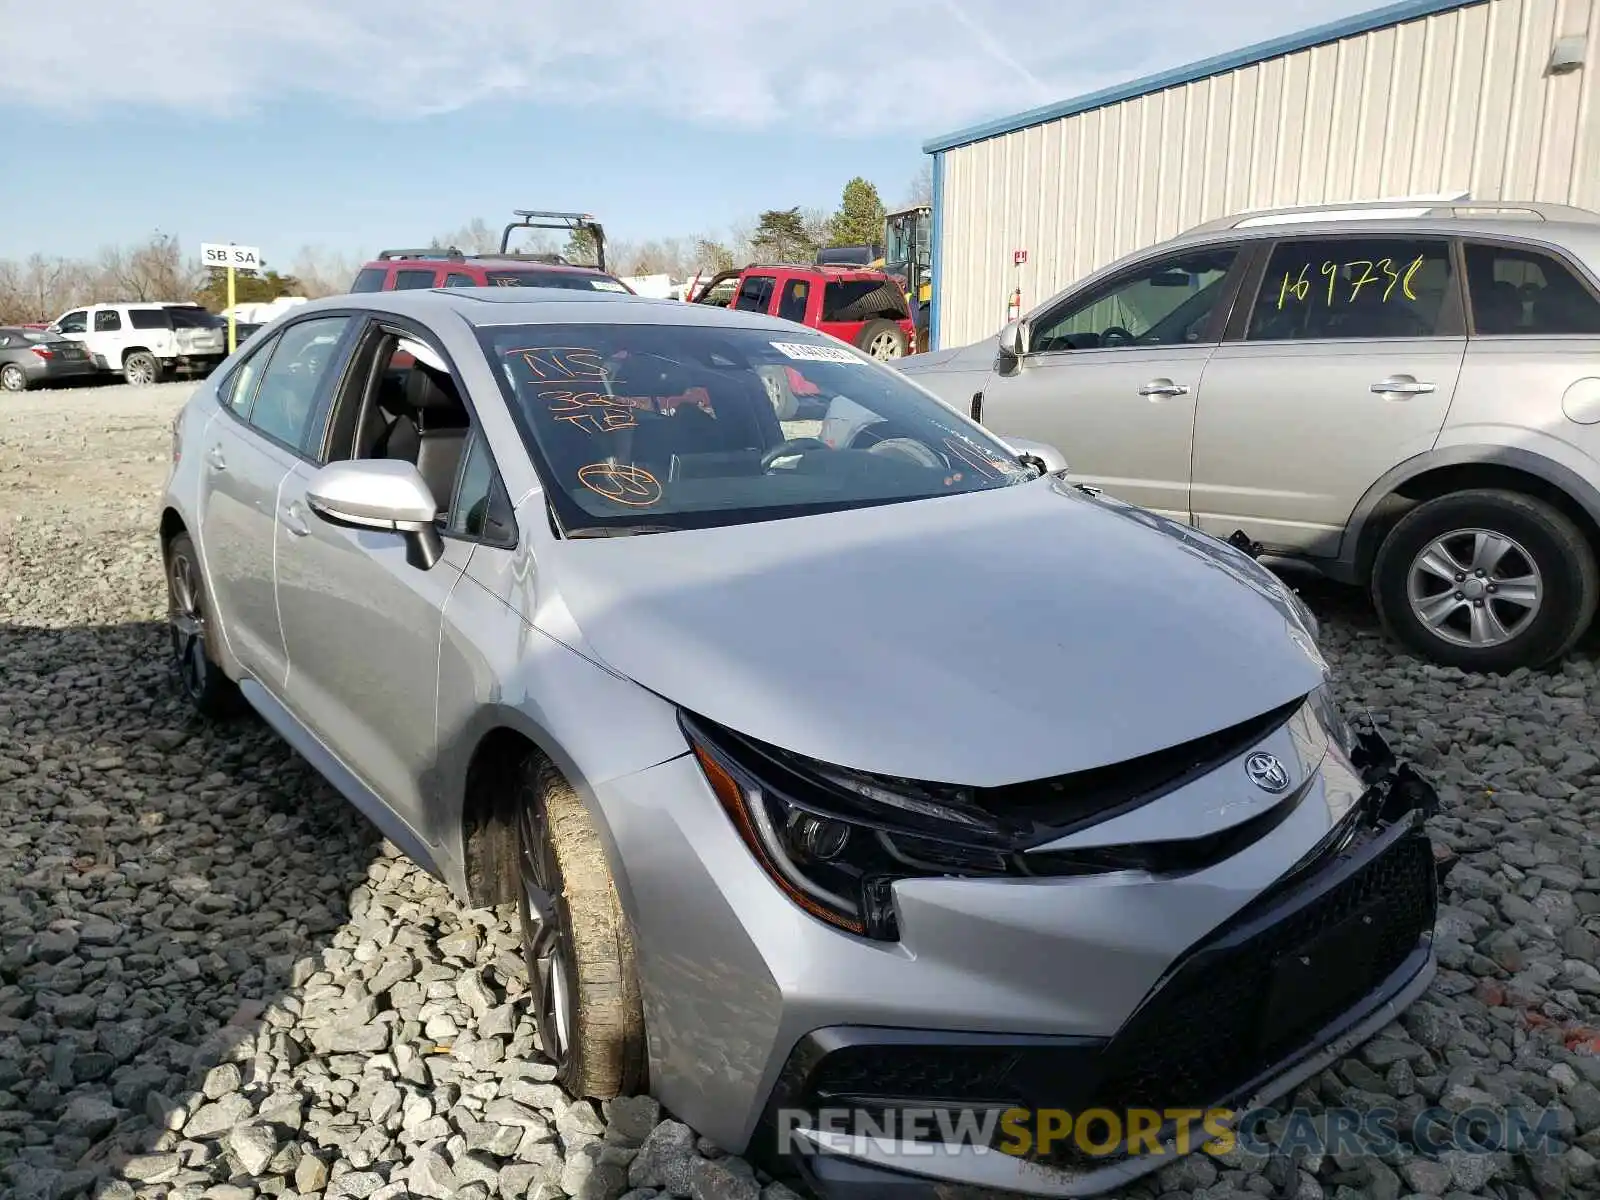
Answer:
[[899, 199, 1600, 674], [159, 287, 1441, 1197]]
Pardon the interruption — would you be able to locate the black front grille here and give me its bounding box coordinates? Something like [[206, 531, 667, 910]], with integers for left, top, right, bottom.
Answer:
[[1024, 823, 1437, 1169]]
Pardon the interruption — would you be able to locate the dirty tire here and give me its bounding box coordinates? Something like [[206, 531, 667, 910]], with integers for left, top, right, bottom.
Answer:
[[164, 532, 245, 718], [515, 757, 647, 1100], [124, 351, 162, 387], [0, 364, 27, 392], [855, 319, 909, 361], [1371, 488, 1598, 673]]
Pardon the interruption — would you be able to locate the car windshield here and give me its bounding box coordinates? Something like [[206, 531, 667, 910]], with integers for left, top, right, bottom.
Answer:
[[476, 322, 1033, 533], [484, 271, 630, 293]]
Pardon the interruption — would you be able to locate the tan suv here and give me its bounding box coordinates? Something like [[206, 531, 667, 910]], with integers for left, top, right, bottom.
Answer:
[[899, 199, 1600, 672]]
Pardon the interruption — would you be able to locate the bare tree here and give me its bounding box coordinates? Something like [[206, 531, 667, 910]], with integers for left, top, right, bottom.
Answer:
[[905, 162, 934, 208], [98, 232, 198, 303], [289, 245, 363, 297]]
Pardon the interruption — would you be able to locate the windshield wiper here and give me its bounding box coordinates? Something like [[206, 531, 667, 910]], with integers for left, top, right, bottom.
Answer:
[[562, 524, 684, 539]]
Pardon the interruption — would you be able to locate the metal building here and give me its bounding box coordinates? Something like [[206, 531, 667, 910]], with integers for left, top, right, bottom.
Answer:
[[923, 0, 1599, 349]]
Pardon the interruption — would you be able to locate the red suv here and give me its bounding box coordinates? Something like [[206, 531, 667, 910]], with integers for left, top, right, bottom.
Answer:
[[689, 264, 917, 362], [350, 209, 635, 295], [350, 251, 633, 295]]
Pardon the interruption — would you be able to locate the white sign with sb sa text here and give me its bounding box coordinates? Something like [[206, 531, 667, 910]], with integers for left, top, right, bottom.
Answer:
[[201, 243, 262, 270]]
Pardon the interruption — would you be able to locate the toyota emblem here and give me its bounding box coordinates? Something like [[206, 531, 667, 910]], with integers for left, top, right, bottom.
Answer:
[[1245, 752, 1291, 793]]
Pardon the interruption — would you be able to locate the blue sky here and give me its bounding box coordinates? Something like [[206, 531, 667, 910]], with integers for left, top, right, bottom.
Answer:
[[0, 0, 1386, 266]]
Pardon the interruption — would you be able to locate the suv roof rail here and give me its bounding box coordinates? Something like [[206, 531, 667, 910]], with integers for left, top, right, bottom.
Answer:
[[1180, 196, 1600, 235], [377, 247, 467, 261]]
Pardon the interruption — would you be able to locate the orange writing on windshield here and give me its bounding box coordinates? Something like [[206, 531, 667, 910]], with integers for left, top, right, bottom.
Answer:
[[1277, 255, 1427, 309], [578, 462, 663, 507], [542, 387, 637, 434], [507, 347, 610, 382]]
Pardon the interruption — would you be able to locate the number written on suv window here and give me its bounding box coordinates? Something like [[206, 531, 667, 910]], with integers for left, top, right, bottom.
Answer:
[[1248, 238, 1454, 341]]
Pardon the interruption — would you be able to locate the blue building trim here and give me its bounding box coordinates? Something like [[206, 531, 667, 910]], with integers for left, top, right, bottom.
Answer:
[[929, 151, 945, 351], [922, 0, 1481, 154]]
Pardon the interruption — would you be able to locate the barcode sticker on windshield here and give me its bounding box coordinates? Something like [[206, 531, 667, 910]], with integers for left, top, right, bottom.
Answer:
[[770, 341, 860, 363], [591, 281, 629, 293]]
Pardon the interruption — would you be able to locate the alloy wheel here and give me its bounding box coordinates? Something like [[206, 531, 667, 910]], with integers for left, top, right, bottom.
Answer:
[[517, 802, 576, 1069], [0, 364, 25, 392], [868, 331, 904, 361], [167, 550, 210, 700], [1406, 527, 1543, 649], [126, 357, 155, 386]]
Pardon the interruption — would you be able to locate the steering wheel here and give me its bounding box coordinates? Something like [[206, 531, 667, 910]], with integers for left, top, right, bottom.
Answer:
[[761, 438, 829, 471], [1099, 325, 1136, 347]]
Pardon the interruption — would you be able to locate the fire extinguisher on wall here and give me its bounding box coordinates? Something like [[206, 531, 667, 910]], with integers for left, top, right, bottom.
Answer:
[[1006, 286, 1021, 323]]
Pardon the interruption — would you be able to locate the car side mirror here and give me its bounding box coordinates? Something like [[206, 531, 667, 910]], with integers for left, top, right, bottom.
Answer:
[[1004, 437, 1069, 477], [996, 319, 1029, 375], [305, 459, 444, 570]]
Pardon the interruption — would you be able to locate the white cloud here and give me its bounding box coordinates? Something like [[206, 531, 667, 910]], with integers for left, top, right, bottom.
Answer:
[[3, 0, 1384, 137]]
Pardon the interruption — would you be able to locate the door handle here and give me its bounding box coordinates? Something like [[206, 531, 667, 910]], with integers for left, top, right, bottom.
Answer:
[[282, 501, 310, 538], [206, 446, 227, 471], [1370, 376, 1435, 397], [1138, 379, 1190, 398]]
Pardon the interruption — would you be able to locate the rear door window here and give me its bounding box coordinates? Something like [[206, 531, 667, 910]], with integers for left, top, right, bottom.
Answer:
[[129, 309, 171, 330], [94, 310, 122, 332], [393, 269, 438, 290], [1246, 237, 1456, 340], [732, 275, 776, 313], [444, 273, 478, 288], [776, 278, 811, 323], [1464, 242, 1600, 336]]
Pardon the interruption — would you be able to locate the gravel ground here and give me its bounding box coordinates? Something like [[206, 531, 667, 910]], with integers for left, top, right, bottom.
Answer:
[[3, 382, 1600, 1200]]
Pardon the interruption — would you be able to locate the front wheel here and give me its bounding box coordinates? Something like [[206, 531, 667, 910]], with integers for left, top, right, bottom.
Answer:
[[124, 352, 162, 387], [1371, 489, 1598, 672], [0, 364, 27, 392], [515, 758, 647, 1099]]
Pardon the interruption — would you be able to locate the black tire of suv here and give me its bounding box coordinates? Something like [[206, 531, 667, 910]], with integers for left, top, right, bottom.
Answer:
[[514, 757, 647, 1100], [855, 319, 909, 361], [164, 532, 245, 718], [1371, 489, 1598, 673], [125, 351, 162, 387]]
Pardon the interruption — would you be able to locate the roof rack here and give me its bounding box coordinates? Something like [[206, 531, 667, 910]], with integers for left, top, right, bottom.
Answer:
[[1181, 196, 1600, 235], [377, 247, 467, 261], [499, 209, 607, 272]]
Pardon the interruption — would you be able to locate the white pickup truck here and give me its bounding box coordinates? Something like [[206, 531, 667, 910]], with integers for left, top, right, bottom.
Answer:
[[50, 302, 228, 385]]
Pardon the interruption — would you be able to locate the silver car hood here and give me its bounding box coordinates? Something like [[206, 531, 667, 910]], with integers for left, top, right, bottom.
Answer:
[[540, 479, 1329, 787]]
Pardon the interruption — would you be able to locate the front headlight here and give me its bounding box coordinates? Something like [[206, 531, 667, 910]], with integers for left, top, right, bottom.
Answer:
[[682, 713, 1013, 940], [1309, 685, 1357, 759], [1289, 589, 1320, 641]]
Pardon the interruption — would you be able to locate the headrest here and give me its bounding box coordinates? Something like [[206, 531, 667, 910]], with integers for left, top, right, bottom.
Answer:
[[403, 361, 462, 412], [612, 353, 693, 398]]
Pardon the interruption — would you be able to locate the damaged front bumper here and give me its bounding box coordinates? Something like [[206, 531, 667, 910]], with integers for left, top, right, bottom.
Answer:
[[767, 723, 1444, 1200]]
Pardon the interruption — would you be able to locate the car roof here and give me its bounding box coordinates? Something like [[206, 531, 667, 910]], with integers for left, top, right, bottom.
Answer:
[[744, 263, 890, 280], [288, 286, 840, 333], [1158, 209, 1600, 271]]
